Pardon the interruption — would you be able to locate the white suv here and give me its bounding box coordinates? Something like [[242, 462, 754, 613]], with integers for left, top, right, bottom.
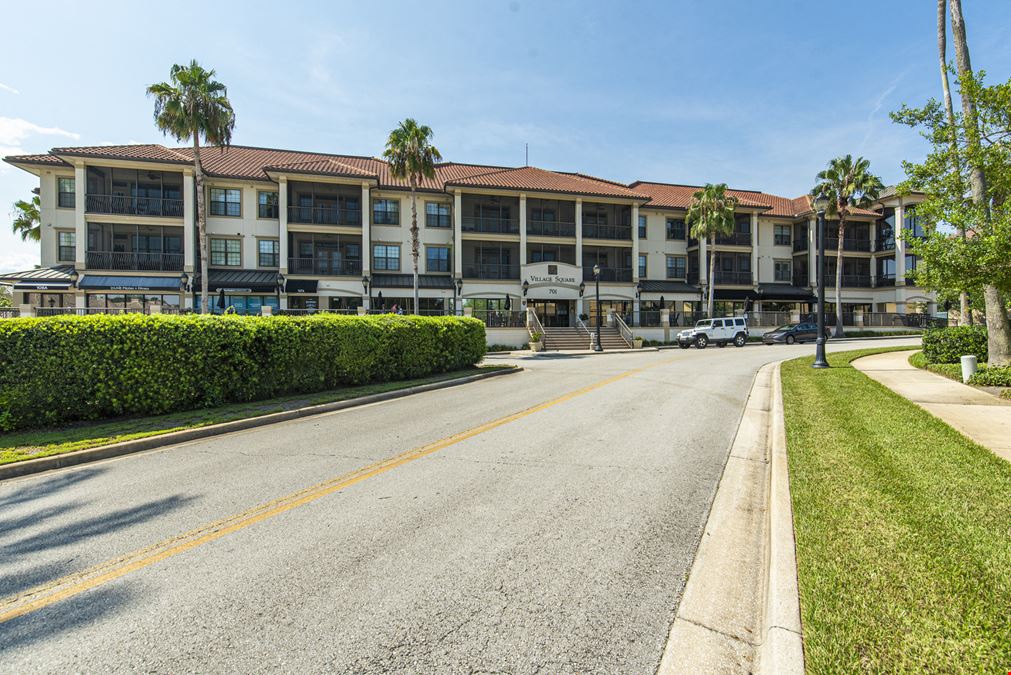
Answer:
[[677, 317, 749, 349]]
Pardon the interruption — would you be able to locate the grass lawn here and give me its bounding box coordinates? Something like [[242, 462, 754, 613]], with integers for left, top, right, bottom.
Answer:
[[781, 347, 1011, 673], [0, 366, 512, 466]]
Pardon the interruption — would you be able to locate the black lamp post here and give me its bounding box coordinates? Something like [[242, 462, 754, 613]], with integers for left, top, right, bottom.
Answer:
[[362, 275, 370, 311], [275, 272, 285, 313], [593, 263, 602, 352], [454, 277, 463, 315], [813, 196, 830, 369]]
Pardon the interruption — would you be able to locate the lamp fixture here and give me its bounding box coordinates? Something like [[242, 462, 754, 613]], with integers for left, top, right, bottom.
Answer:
[[578, 281, 585, 297], [522, 280, 529, 297]]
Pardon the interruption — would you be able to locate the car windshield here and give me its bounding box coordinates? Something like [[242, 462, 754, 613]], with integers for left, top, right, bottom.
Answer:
[[774, 324, 797, 332], [695, 320, 712, 329]]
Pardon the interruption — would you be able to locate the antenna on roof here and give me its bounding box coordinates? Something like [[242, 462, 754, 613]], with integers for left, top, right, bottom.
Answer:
[[525, 143, 529, 167]]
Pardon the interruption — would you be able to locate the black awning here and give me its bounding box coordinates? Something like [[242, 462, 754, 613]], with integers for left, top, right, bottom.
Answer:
[[195, 269, 279, 293], [79, 275, 182, 291], [756, 284, 816, 302], [371, 274, 455, 289], [13, 280, 72, 291], [285, 279, 318, 294], [714, 288, 759, 301], [639, 280, 700, 294]]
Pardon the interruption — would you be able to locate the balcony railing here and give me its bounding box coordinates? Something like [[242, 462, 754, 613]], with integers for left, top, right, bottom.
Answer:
[[86, 194, 184, 217], [793, 239, 808, 253], [287, 257, 362, 276], [582, 223, 632, 240], [470, 309, 526, 327], [462, 216, 519, 235], [874, 274, 896, 287], [713, 270, 752, 285], [86, 250, 184, 271], [527, 220, 576, 237], [877, 239, 896, 251], [287, 205, 361, 226], [582, 267, 633, 282], [824, 237, 872, 252], [826, 274, 872, 288], [462, 263, 520, 279], [714, 232, 752, 246]]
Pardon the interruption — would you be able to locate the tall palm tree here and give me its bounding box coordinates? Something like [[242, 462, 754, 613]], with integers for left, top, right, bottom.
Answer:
[[383, 119, 442, 314], [147, 60, 235, 314], [686, 183, 738, 318], [11, 195, 41, 242], [812, 155, 884, 337]]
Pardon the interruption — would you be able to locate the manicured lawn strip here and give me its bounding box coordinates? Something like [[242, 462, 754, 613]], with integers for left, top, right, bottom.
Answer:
[[781, 347, 1011, 673], [0, 366, 512, 466]]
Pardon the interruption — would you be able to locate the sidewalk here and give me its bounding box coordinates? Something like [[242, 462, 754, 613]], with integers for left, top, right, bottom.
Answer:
[[853, 350, 1011, 463]]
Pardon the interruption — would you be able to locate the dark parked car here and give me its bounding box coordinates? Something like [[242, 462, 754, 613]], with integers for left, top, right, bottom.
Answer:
[[762, 322, 828, 345]]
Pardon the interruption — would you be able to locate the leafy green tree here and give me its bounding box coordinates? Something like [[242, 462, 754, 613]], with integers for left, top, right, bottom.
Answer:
[[383, 119, 442, 313], [11, 195, 40, 242], [147, 60, 235, 314], [0, 285, 12, 308], [811, 155, 884, 337], [686, 183, 737, 318]]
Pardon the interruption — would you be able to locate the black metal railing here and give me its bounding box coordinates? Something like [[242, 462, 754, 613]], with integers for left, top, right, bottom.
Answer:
[[825, 274, 872, 288], [0, 307, 21, 318], [582, 223, 632, 240], [582, 267, 633, 282], [470, 309, 525, 327], [287, 257, 362, 276], [462, 263, 520, 279], [874, 274, 896, 287], [713, 270, 753, 284], [86, 250, 184, 271], [824, 237, 872, 252], [287, 205, 361, 226], [793, 239, 808, 253], [461, 216, 519, 235], [86, 194, 184, 217], [877, 239, 896, 251], [715, 232, 752, 246], [527, 220, 576, 237]]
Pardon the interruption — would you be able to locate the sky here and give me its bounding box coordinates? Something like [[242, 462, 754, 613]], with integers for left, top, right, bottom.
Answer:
[[2, 0, 1009, 273]]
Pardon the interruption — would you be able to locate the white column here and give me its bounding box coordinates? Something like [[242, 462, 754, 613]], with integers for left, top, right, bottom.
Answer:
[[183, 169, 195, 272], [519, 193, 527, 267], [453, 190, 463, 278], [895, 203, 906, 286], [750, 212, 759, 286], [74, 163, 86, 267], [360, 182, 369, 276], [699, 239, 708, 285], [631, 204, 640, 281], [807, 217, 817, 288], [575, 198, 583, 270], [278, 177, 289, 274]]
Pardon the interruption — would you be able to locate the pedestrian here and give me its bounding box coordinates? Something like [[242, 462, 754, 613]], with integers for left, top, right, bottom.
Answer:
[[396, 305, 405, 315], [390, 303, 398, 314]]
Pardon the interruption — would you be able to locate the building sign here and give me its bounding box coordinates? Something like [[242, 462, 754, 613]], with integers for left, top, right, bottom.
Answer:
[[522, 262, 582, 299]]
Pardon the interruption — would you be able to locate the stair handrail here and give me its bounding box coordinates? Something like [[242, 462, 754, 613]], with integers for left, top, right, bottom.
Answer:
[[526, 306, 545, 343], [612, 312, 635, 348], [575, 316, 595, 348]]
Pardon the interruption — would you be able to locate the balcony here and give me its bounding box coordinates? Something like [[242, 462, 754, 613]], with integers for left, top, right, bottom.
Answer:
[[877, 239, 896, 251], [583, 267, 633, 282], [527, 220, 576, 237], [462, 263, 520, 279], [824, 237, 872, 252], [874, 274, 896, 287], [86, 250, 183, 271], [793, 239, 808, 253], [287, 257, 362, 276], [714, 232, 752, 246], [713, 270, 753, 285], [826, 274, 872, 288], [287, 205, 361, 226], [462, 216, 519, 235], [86, 195, 184, 218], [582, 223, 632, 241]]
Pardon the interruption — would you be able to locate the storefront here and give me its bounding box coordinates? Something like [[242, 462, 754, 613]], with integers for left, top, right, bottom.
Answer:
[[78, 274, 185, 312]]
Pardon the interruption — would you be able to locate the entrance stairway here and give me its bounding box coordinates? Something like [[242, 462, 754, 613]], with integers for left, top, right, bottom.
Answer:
[[541, 326, 631, 351]]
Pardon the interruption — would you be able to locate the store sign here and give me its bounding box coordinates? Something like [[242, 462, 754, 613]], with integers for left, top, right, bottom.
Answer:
[[522, 262, 582, 299]]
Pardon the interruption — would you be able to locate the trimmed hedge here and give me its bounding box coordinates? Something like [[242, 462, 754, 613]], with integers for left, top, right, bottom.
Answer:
[[0, 314, 485, 431], [921, 326, 988, 364], [969, 365, 1011, 387]]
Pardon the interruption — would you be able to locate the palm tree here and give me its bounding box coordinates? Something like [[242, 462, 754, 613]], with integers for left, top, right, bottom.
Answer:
[[686, 183, 738, 318], [11, 195, 41, 242], [383, 119, 442, 313], [812, 155, 884, 337], [147, 60, 235, 314]]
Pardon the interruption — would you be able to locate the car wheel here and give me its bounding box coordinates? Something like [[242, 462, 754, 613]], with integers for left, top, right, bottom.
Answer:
[[734, 333, 747, 347], [695, 335, 708, 349], [785, 335, 796, 345]]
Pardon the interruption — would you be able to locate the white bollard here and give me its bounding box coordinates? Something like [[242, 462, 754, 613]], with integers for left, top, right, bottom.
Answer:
[[960, 355, 978, 383]]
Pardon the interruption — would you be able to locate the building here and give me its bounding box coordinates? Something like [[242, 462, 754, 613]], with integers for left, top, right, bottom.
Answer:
[[1, 144, 936, 329]]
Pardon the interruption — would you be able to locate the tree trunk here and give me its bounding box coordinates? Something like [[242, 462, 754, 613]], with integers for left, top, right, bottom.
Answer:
[[949, 0, 1009, 362], [707, 235, 716, 317], [833, 213, 845, 337], [410, 180, 420, 315], [192, 137, 208, 315], [938, 0, 972, 325]]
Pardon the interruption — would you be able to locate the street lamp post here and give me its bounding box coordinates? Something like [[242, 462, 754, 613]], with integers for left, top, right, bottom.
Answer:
[[275, 272, 285, 313], [455, 277, 463, 315], [593, 263, 603, 352], [812, 197, 830, 369], [361, 275, 370, 312]]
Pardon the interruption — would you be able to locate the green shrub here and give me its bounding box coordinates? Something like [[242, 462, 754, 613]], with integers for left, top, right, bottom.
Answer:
[[921, 326, 987, 364], [968, 365, 1011, 387], [0, 314, 485, 431]]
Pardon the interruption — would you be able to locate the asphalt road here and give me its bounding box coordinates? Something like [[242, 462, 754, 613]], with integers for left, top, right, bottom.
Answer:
[[0, 338, 918, 673]]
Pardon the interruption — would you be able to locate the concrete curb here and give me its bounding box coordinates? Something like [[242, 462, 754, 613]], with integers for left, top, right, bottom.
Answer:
[[0, 367, 522, 482], [755, 362, 805, 674]]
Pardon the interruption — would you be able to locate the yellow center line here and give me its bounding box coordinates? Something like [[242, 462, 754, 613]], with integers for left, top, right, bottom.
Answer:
[[0, 355, 679, 625]]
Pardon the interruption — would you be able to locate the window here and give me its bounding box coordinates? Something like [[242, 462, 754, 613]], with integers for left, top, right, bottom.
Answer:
[[638, 214, 647, 238], [57, 177, 75, 208], [258, 191, 278, 218], [210, 238, 241, 266], [373, 244, 400, 271], [774, 224, 791, 246], [258, 239, 279, 267], [209, 188, 241, 216], [638, 254, 647, 278], [427, 246, 450, 272], [426, 202, 450, 228], [774, 260, 792, 282], [373, 199, 400, 225], [666, 218, 686, 240], [666, 255, 687, 279], [58, 232, 75, 262]]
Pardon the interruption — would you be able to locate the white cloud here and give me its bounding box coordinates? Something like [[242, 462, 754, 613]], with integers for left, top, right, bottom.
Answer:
[[0, 246, 40, 275], [0, 82, 19, 95], [0, 117, 78, 148]]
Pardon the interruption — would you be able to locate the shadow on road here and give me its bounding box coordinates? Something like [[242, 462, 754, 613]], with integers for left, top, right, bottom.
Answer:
[[0, 467, 107, 509]]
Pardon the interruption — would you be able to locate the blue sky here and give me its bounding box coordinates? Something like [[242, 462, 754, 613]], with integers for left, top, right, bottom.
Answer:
[[2, 0, 1009, 272]]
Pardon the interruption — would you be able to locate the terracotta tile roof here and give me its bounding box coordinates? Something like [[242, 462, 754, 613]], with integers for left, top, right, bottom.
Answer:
[[263, 157, 378, 179], [629, 182, 770, 211], [2, 153, 69, 167], [445, 165, 648, 200], [51, 144, 191, 163]]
